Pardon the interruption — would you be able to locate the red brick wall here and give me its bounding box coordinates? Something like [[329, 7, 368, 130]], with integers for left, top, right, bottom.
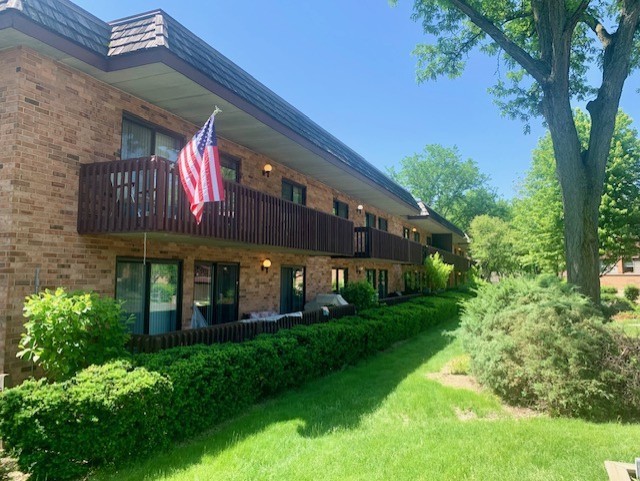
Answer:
[[0, 46, 436, 385]]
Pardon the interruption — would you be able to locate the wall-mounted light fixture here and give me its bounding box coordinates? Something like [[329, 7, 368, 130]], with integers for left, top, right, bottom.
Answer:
[[262, 164, 273, 177], [357, 204, 364, 214], [261, 258, 272, 273], [412, 227, 417, 233], [356, 266, 364, 274]]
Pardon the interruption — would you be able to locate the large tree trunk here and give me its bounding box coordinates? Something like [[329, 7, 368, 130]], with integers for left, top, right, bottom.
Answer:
[[543, 93, 603, 304]]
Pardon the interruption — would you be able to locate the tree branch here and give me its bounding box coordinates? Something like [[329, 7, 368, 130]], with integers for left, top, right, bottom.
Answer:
[[582, 11, 613, 47], [448, 0, 550, 84], [565, 0, 590, 32]]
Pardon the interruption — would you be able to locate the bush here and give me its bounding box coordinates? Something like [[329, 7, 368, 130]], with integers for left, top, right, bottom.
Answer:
[[601, 286, 618, 295], [0, 361, 171, 480], [601, 292, 636, 317], [424, 253, 454, 290], [18, 289, 132, 380], [623, 284, 640, 302], [1, 294, 464, 477], [340, 280, 378, 310], [461, 276, 640, 420]]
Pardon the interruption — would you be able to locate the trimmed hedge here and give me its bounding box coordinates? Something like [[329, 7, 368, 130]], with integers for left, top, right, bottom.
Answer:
[[0, 294, 464, 480], [0, 361, 171, 480]]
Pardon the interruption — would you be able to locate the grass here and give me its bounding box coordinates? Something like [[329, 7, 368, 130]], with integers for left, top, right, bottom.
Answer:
[[94, 319, 640, 481], [612, 311, 640, 337]]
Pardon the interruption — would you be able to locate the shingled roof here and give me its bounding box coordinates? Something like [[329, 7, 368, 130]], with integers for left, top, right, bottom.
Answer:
[[1, 0, 420, 209]]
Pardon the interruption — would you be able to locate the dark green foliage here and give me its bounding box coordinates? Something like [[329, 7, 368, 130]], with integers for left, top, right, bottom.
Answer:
[[1, 295, 464, 479], [623, 285, 640, 302], [461, 277, 640, 420], [601, 293, 636, 318], [601, 286, 618, 295], [340, 280, 378, 310], [18, 288, 131, 380], [0, 361, 171, 480]]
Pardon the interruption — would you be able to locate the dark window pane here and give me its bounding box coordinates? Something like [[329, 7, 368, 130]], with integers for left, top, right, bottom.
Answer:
[[281, 266, 305, 313], [220, 155, 239, 182], [121, 118, 152, 160], [378, 218, 388, 231], [332, 268, 348, 293], [366, 269, 376, 288], [216, 264, 239, 323], [116, 261, 146, 334], [149, 263, 178, 334], [378, 270, 388, 299], [414, 232, 420, 243], [365, 213, 376, 228], [333, 200, 349, 219], [194, 263, 213, 325], [155, 132, 181, 161]]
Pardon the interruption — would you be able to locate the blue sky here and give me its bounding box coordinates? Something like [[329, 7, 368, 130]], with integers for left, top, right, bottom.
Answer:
[[76, 1, 640, 199]]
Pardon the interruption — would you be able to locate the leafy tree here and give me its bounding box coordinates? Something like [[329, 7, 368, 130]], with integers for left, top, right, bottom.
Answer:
[[399, 0, 640, 302], [468, 215, 518, 279], [513, 110, 640, 275], [389, 144, 508, 231]]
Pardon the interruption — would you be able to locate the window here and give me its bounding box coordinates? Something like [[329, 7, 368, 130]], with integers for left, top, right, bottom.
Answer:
[[366, 269, 376, 288], [282, 179, 306, 205], [220, 154, 240, 182], [414, 231, 420, 243], [426, 236, 433, 246], [378, 218, 388, 231], [280, 266, 305, 313], [332, 268, 348, 293], [623, 259, 635, 273], [193, 262, 239, 326], [403, 227, 410, 239], [378, 270, 388, 299], [333, 199, 349, 219], [365, 212, 376, 228], [116, 259, 181, 335], [121, 116, 183, 161]]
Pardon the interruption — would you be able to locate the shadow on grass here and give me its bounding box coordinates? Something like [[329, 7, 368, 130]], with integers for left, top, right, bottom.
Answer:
[[96, 319, 459, 480]]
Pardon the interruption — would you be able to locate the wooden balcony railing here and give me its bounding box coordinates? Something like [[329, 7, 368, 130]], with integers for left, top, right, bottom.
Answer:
[[77, 157, 354, 256], [354, 226, 423, 265], [425, 245, 472, 272]]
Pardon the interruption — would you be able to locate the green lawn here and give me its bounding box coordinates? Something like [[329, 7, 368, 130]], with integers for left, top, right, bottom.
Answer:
[[95, 319, 639, 481]]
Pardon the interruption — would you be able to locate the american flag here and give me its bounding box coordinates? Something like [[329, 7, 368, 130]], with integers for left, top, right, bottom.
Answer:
[[177, 112, 225, 224]]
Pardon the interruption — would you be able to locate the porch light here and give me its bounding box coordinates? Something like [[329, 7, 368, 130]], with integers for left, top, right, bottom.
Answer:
[[261, 259, 272, 273], [262, 164, 273, 177], [412, 227, 417, 232], [357, 204, 364, 213]]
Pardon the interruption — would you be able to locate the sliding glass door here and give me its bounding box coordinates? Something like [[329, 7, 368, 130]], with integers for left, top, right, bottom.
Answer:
[[280, 266, 305, 313], [194, 262, 239, 325], [116, 259, 181, 335]]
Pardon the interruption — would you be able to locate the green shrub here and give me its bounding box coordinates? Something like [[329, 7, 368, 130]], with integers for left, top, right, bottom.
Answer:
[[424, 253, 454, 290], [601, 286, 618, 295], [1, 294, 464, 478], [18, 288, 132, 380], [623, 284, 640, 302], [601, 292, 636, 317], [461, 276, 639, 420], [340, 280, 378, 310], [0, 361, 171, 480]]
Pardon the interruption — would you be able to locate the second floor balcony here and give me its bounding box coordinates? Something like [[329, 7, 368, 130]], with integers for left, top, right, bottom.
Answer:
[[354, 226, 423, 265], [77, 157, 354, 257]]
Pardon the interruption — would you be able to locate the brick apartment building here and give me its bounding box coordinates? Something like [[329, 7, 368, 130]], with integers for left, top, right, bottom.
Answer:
[[0, 0, 470, 386]]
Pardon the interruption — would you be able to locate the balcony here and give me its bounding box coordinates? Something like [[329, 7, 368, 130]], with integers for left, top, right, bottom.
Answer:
[[425, 245, 472, 272], [77, 157, 354, 257], [354, 227, 423, 265]]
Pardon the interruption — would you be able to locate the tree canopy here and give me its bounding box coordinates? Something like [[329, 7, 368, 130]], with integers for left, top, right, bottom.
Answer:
[[468, 215, 518, 279], [513, 109, 640, 275], [399, 0, 640, 302], [389, 144, 508, 231]]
